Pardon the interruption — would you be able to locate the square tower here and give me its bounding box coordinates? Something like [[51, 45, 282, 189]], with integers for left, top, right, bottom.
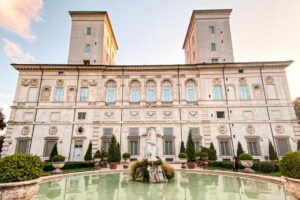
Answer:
[[68, 11, 119, 65], [183, 9, 234, 64]]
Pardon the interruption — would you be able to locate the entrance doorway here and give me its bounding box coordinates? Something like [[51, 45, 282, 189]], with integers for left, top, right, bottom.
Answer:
[[73, 140, 83, 161]]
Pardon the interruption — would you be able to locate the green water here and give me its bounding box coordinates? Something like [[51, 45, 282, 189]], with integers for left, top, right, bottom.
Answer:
[[34, 172, 294, 200]]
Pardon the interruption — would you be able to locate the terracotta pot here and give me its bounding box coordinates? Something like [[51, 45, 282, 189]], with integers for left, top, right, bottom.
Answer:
[[52, 162, 65, 174], [109, 162, 118, 169], [0, 178, 40, 200], [187, 162, 196, 169], [285, 177, 300, 200], [240, 160, 255, 173]]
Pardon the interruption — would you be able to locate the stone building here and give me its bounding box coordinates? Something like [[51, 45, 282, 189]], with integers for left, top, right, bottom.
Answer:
[[1, 9, 299, 161]]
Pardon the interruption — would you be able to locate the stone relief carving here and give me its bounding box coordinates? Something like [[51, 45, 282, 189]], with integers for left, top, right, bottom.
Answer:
[[146, 111, 156, 117], [56, 79, 64, 86], [130, 111, 139, 117], [218, 125, 227, 134], [104, 111, 114, 117], [265, 76, 274, 84], [188, 111, 198, 117], [81, 80, 89, 86], [21, 79, 39, 87], [163, 111, 172, 117], [239, 77, 247, 84], [89, 80, 97, 86], [246, 124, 255, 134], [30, 79, 38, 86], [49, 126, 58, 135], [213, 78, 221, 85], [21, 126, 30, 135], [81, 79, 97, 87], [76, 126, 84, 135], [21, 79, 30, 86], [275, 125, 284, 134]]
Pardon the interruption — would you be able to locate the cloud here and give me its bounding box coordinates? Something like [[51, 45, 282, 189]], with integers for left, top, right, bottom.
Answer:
[[0, 0, 43, 41], [3, 39, 36, 63]]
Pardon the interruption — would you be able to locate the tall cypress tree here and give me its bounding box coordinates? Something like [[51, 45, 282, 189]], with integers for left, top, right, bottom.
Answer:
[[237, 141, 244, 158], [84, 142, 92, 161], [50, 143, 58, 161], [186, 131, 196, 162], [0, 111, 6, 131], [116, 142, 121, 163], [209, 142, 217, 161], [297, 140, 300, 151], [108, 135, 120, 162], [179, 141, 186, 154], [269, 141, 278, 160]]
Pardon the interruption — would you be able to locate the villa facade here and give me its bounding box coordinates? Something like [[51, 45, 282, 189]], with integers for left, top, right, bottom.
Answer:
[[1, 9, 299, 161]]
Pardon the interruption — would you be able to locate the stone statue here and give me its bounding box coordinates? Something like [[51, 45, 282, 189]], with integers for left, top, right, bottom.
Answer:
[[147, 128, 157, 162]]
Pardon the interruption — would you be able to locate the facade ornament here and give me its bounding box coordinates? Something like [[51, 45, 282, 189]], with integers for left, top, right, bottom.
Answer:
[[239, 77, 247, 84], [21, 79, 30, 86], [246, 124, 255, 134], [49, 126, 58, 135], [218, 125, 227, 134], [188, 111, 198, 117], [163, 111, 172, 117], [81, 79, 89, 86], [275, 125, 284, 134], [130, 111, 139, 117], [76, 126, 84, 135], [89, 80, 97, 86], [104, 111, 114, 117], [21, 126, 30, 135], [146, 111, 156, 117], [56, 79, 64, 86], [30, 79, 39, 86], [213, 78, 221, 85], [265, 76, 274, 84]]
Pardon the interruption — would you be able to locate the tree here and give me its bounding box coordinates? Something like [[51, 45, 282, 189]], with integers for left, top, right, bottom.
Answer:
[[49, 143, 58, 161], [298, 140, 300, 151], [108, 135, 120, 163], [116, 142, 121, 162], [208, 143, 217, 161], [84, 142, 92, 161], [0, 111, 6, 131], [186, 131, 196, 162], [0, 136, 4, 156], [179, 141, 186, 154], [269, 141, 278, 161], [237, 141, 244, 158], [294, 97, 300, 121]]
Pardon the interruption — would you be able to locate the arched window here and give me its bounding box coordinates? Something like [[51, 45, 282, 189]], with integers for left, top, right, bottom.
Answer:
[[106, 80, 116, 103], [185, 79, 196, 102], [146, 80, 156, 102], [40, 87, 51, 102], [130, 80, 140, 102], [162, 80, 172, 102]]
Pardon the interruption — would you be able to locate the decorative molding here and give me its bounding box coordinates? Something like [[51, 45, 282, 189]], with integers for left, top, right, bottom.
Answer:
[[265, 76, 274, 84], [56, 79, 64, 86], [213, 78, 221, 85], [49, 126, 58, 135], [89, 80, 97, 86], [188, 111, 198, 117], [130, 111, 139, 117], [246, 124, 255, 134], [104, 111, 114, 117], [21, 79, 39, 87], [21, 126, 30, 135], [76, 126, 85, 135], [275, 125, 284, 134], [81, 79, 89, 86], [30, 79, 38, 86], [218, 125, 227, 134], [146, 111, 156, 117], [163, 111, 172, 117], [239, 77, 247, 84]]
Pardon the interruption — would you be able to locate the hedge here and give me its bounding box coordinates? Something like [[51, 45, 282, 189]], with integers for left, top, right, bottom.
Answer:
[[43, 161, 95, 172], [280, 150, 300, 178]]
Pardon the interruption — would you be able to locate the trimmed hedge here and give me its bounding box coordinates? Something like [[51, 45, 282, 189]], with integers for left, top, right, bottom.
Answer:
[[43, 161, 95, 172], [0, 154, 43, 183], [257, 162, 276, 173], [239, 153, 253, 160], [280, 150, 300, 178]]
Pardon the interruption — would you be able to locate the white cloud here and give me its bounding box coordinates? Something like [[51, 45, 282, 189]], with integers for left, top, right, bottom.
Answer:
[[0, 0, 43, 41], [3, 39, 36, 63]]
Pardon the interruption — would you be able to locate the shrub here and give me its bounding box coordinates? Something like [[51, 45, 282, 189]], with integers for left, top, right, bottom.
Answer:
[[0, 136, 4, 155], [237, 141, 244, 158], [209, 161, 241, 169], [200, 152, 208, 158], [178, 152, 187, 159], [208, 143, 217, 161], [49, 143, 58, 161], [84, 142, 92, 161], [94, 150, 101, 159], [43, 161, 94, 171], [186, 131, 196, 162], [117, 143, 121, 162], [196, 151, 202, 157], [122, 153, 131, 159], [280, 150, 300, 179], [101, 150, 108, 158], [257, 162, 275, 173], [269, 141, 278, 160], [108, 135, 121, 163], [239, 153, 253, 160], [52, 155, 65, 162], [161, 161, 175, 179], [297, 140, 300, 151], [0, 154, 43, 183], [179, 141, 186, 153]]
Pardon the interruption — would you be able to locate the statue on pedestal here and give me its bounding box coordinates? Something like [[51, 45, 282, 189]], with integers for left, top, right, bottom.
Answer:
[[147, 128, 157, 162]]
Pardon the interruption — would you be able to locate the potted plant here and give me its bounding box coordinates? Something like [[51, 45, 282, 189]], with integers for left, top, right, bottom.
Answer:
[[178, 152, 187, 168], [186, 131, 196, 169], [108, 135, 121, 169], [200, 152, 209, 161], [0, 154, 43, 200], [52, 155, 65, 174], [239, 153, 254, 173], [122, 153, 131, 169], [101, 151, 108, 161], [93, 150, 101, 163]]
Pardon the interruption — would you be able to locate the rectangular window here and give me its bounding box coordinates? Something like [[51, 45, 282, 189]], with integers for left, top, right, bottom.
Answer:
[[80, 87, 88, 102], [78, 112, 86, 120], [16, 139, 29, 154], [216, 111, 225, 119], [219, 139, 232, 156], [239, 85, 249, 100], [43, 140, 57, 157], [129, 140, 139, 155], [86, 27, 91, 35], [211, 43, 216, 51], [213, 85, 222, 100], [102, 141, 110, 152], [162, 88, 171, 102], [163, 127, 173, 136], [212, 59, 219, 63], [147, 88, 155, 102], [106, 89, 116, 102], [146, 127, 156, 134], [103, 128, 113, 136], [187, 88, 195, 101], [129, 127, 139, 136], [55, 87, 63, 102], [194, 140, 201, 152], [276, 138, 291, 156], [209, 26, 215, 34], [247, 139, 261, 156], [83, 60, 90, 65], [131, 88, 139, 102], [85, 44, 91, 53], [164, 141, 174, 155]]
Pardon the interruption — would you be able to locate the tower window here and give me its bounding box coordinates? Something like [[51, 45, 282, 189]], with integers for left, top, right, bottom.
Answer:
[[86, 27, 91, 35], [85, 44, 91, 53], [239, 69, 244, 73], [83, 60, 90, 65], [211, 43, 217, 51], [216, 111, 225, 119], [212, 59, 218, 63], [209, 26, 215, 34]]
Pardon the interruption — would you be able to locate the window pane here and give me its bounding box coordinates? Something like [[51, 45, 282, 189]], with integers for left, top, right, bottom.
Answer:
[[163, 127, 173, 136], [212, 59, 218, 63], [248, 141, 260, 156], [103, 141, 110, 152], [162, 87, 171, 102], [147, 88, 155, 102], [16, 140, 29, 153], [187, 88, 195, 101], [211, 43, 216, 51], [131, 88, 139, 102], [44, 140, 57, 157], [55, 88, 63, 102], [129, 127, 139, 136], [129, 140, 139, 155], [78, 112, 86, 120], [189, 127, 200, 136], [164, 141, 174, 155], [219, 140, 231, 156], [214, 85, 222, 100], [276, 138, 290, 156], [209, 26, 215, 34], [85, 44, 91, 53], [106, 89, 115, 102], [86, 27, 91, 35], [240, 85, 249, 99], [80, 87, 88, 101], [103, 128, 113, 136]]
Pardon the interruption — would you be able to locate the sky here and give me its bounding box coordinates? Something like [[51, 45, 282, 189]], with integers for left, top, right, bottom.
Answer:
[[0, 0, 300, 121]]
